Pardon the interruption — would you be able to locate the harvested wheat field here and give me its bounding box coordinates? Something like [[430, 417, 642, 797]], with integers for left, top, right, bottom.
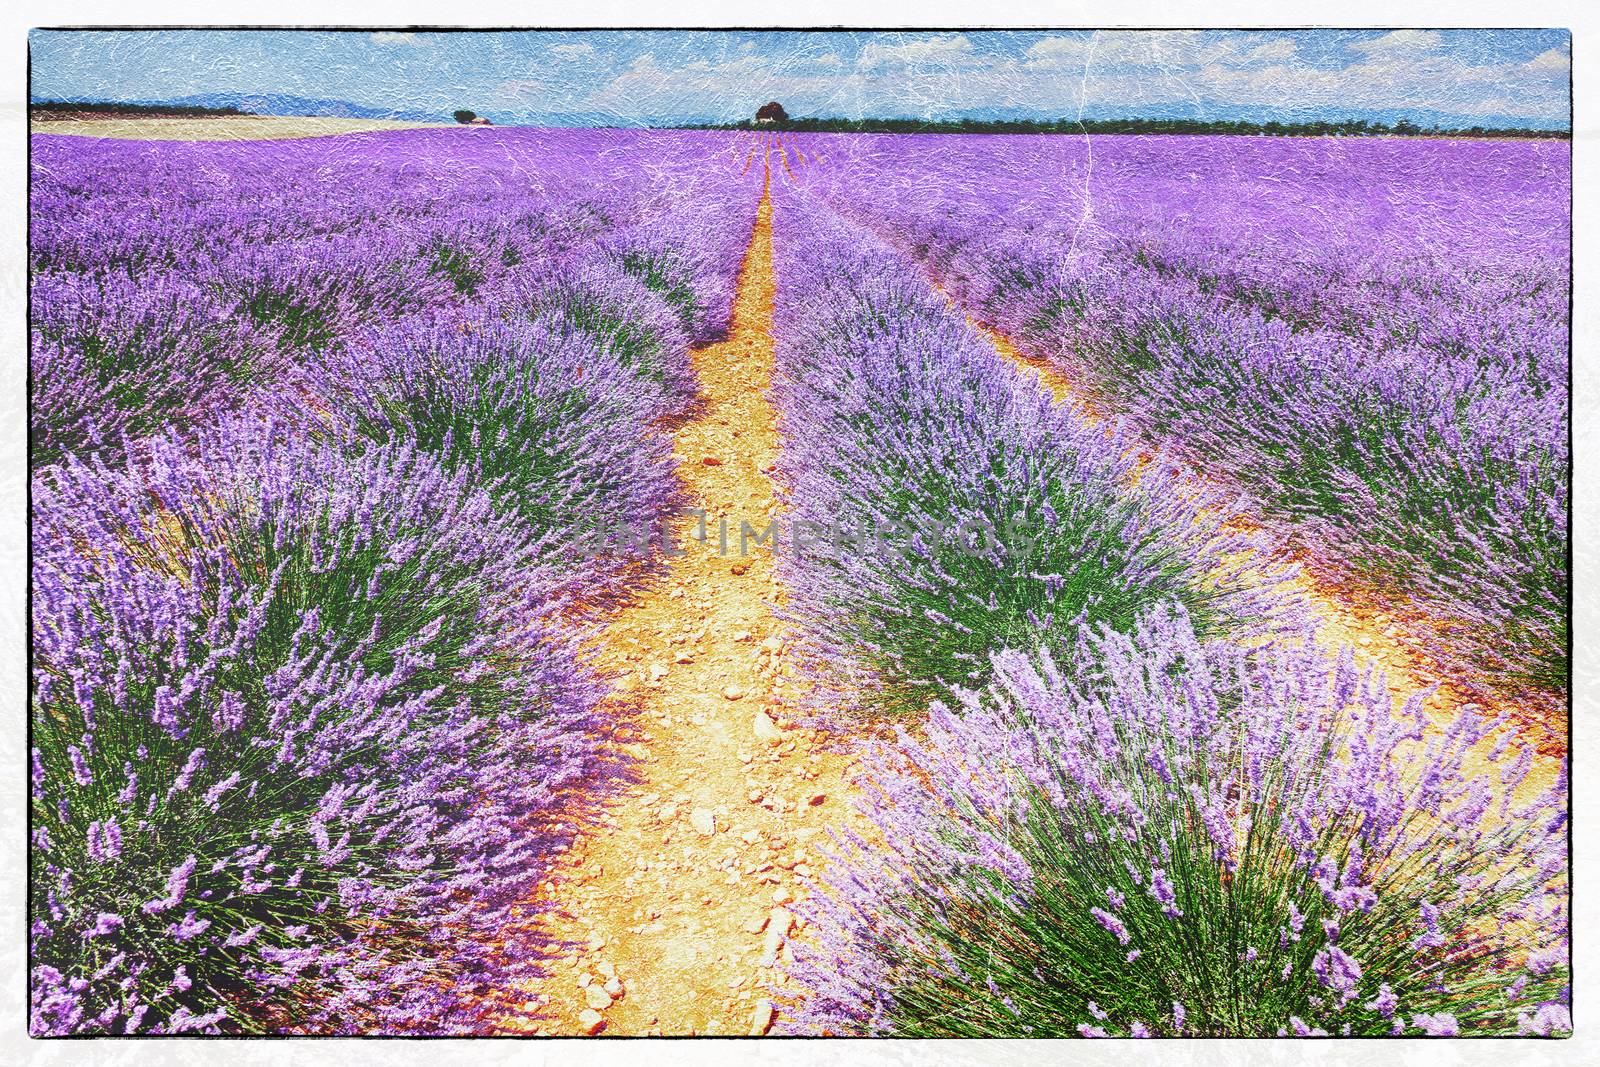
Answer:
[[31, 112, 453, 140]]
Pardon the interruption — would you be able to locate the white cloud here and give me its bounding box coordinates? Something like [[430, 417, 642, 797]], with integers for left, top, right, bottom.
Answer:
[[1527, 47, 1570, 72], [1026, 31, 1280, 71], [1024, 35, 1090, 69], [1189, 48, 1566, 120], [858, 34, 983, 71], [490, 78, 551, 105], [1137, 31, 1235, 66], [1241, 39, 1297, 64], [370, 31, 423, 48], [1348, 30, 1442, 56], [549, 42, 597, 60]]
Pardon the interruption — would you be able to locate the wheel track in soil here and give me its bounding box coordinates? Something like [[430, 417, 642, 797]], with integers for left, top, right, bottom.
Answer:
[[498, 164, 864, 1036], [973, 321, 1565, 791]]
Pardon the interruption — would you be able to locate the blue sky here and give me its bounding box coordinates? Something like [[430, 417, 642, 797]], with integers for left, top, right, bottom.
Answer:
[[30, 29, 1572, 129]]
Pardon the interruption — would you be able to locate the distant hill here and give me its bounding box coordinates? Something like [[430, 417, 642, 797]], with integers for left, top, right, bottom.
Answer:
[[32, 93, 444, 123], [163, 93, 442, 123]]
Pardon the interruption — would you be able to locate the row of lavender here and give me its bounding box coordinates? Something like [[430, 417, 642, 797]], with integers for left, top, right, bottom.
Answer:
[[766, 182, 1297, 718], [766, 182, 1569, 1036], [29, 129, 761, 1034], [33, 130, 755, 467], [788, 133, 1570, 718]]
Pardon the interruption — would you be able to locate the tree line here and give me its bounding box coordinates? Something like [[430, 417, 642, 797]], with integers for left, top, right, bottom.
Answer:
[[699, 115, 1569, 139], [31, 100, 248, 117]]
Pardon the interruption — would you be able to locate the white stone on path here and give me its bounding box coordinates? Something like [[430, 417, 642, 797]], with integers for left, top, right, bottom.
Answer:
[[752, 710, 783, 742]]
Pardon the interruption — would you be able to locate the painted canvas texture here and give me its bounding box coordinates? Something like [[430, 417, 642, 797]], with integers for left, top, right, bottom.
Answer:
[[27, 28, 1571, 1038]]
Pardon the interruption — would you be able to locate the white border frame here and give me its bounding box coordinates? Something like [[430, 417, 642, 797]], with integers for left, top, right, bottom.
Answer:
[[2, 4, 1592, 1066]]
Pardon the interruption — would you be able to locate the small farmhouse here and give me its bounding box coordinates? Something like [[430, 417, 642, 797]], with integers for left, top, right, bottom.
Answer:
[[755, 101, 788, 125]]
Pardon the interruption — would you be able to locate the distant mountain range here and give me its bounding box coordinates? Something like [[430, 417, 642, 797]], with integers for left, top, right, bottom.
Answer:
[[167, 96, 645, 127], [33, 92, 446, 122]]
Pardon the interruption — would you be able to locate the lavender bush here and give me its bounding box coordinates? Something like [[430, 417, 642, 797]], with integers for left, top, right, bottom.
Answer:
[[30, 271, 279, 468], [787, 605, 1569, 1037], [300, 314, 679, 602], [31, 417, 603, 1034], [601, 194, 761, 345], [208, 232, 456, 352], [490, 258, 698, 418]]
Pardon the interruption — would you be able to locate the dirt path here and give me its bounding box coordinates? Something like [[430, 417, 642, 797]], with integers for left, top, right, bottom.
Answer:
[[740, 135, 763, 175], [772, 136, 798, 180], [501, 175, 862, 1037]]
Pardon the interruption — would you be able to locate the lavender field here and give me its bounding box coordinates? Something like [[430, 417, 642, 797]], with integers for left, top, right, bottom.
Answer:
[[30, 125, 1569, 1038]]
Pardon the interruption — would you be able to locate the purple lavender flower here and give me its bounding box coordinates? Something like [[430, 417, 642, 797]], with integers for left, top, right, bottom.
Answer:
[[1517, 1002, 1572, 1036], [1411, 1012, 1460, 1036], [1090, 907, 1131, 946], [1150, 868, 1181, 918], [83, 913, 122, 939], [140, 856, 197, 915], [1313, 946, 1363, 1004]]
